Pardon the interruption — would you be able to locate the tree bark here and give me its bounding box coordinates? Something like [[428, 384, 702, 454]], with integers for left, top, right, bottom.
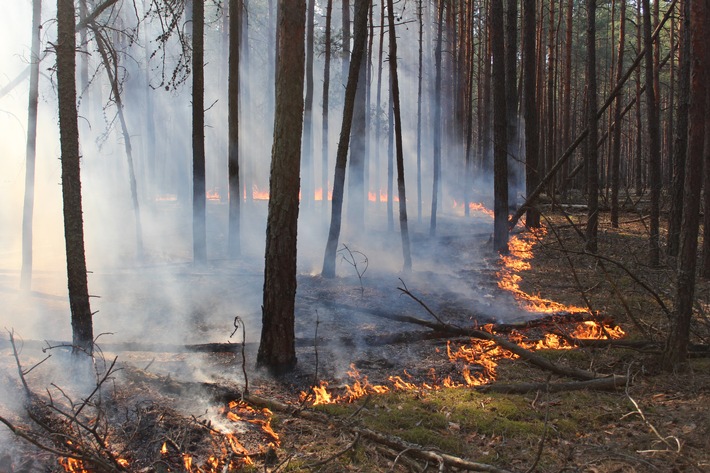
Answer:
[[302, 0, 315, 208], [386, 0, 412, 272], [522, 0, 539, 229], [321, 0, 368, 278], [642, 0, 661, 267], [667, 0, 690, 257], [430, 0, 444, 236], [228, 0, 241, 258], [585, 0, 599, 253], [322, 0, 333, 204], [664, 0, 708, 370], [58, 0, 94, 355], [491, 0, 509, 253], [610, 0, 626, 228], [416, 0, 424, 223], [258, 0, 307, 373], [192, 0, 207, 263], [20, 0, 42, 291]]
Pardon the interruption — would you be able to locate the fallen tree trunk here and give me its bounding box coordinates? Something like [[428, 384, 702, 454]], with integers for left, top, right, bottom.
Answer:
[[328, 301, 612, 381]]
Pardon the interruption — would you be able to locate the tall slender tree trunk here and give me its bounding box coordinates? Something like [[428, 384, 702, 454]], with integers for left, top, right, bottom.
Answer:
[[58, 0, 94, 355], [258, 0, 307, 372], [667, 0, 690, 257], [342, 0, 351, 82], [374, 0, 385, 207], [523, 0, 540, 228], [302, 0, 315, 208], [192, 0, 207, 262], [322, 0, 333, 203], [642, 0, 661, 267], [506, 0, 519, 207], [386, 0, 412, 271], [322, 0, 369, 278], [610, 0, 626, 228], [491, 0, 509, 253], [20, 0, 42, 291], [664, 0, 708, 370], [91, 26, 144, 260], [348, 26, 368, 229], [430, 0, 444, 236], [585, 0, 599, 253], [416, 0, 424, 223], [228, 0, 241, 257], [634, 0, 643, 195]]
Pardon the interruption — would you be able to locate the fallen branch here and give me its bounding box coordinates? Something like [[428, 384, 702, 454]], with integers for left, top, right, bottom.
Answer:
[[329, 300, 611, 381]]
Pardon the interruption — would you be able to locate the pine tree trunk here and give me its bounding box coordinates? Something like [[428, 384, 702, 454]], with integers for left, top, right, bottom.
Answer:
[[321, 0, 369, 278], [20, 0, 42, 291], [430, 0, 444, 236], [610, 0, 626, 228], [57, 0, 94, 355], [523, 0, 540, 228], [667, 0, 690, 257], [416, 0, 424, 223], [302, 0, 315, 208], [664, 0, 708, 369], [192, 0, 207, 262], [585, 0, 599, 253], [386, 0, 412, 272], [491, 0, 509, 253], [258, 0, 307, 372], [322, 0, 333, 203], [642, 0, 662, 267], [228, 0, 241, 257]]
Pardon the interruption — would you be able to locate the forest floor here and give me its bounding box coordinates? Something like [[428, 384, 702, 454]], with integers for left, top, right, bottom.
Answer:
[[1, 207, 709, 472]]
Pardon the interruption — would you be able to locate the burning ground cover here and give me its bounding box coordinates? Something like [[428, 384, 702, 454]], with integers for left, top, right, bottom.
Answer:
[[1, 211, 709, 472]]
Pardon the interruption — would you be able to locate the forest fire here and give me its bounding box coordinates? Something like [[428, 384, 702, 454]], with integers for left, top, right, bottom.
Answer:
[[452, 200, 496, 218], [498, 228, 588, 314], [300, 317, 625, 407]]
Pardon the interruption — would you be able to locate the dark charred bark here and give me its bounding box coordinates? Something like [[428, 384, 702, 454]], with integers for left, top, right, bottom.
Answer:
[[321, 0, 368, 278], [522, 0, 539, 229], [386, 0, 412, 272], [20, 0, 42, 291], [491, 0, 508, 253], [57, 0, 94, 355], [228, 0, 241, 258], [664, 0, 708, 370], [192, 0, 206, 263], [257, 0, 306, 373]]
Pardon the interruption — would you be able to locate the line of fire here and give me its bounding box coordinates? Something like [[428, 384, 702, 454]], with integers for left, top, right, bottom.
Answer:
[[1, 0, 708, 472]]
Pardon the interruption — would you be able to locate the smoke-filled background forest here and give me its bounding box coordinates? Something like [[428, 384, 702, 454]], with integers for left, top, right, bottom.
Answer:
[[1, 0, 709, 471]]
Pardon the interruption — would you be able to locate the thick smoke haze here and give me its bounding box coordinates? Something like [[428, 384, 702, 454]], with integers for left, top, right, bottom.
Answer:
[[0, 0, 517, 398]]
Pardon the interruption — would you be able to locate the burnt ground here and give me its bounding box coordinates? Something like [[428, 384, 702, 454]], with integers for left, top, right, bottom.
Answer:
[[0, 207, 709, 472]]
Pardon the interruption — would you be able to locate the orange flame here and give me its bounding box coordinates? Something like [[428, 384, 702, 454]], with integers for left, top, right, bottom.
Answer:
[[497, 228, 588, 314], [452, 200, 495, 218]]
